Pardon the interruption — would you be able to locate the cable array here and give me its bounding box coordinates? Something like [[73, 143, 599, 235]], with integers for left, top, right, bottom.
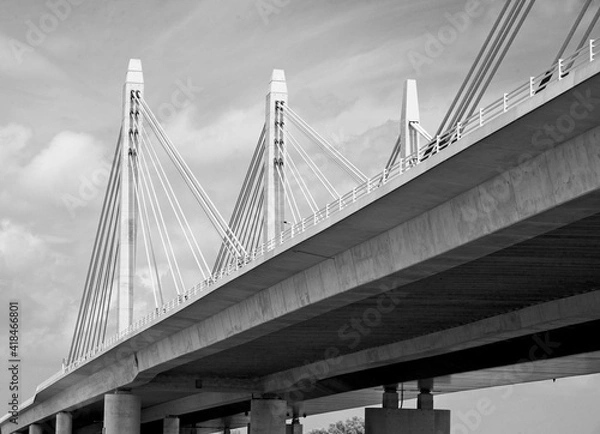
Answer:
[[213, 126, 266, 273], [69, 95, 249, 363], [211, 103, 367, 274], [66, 7, 600, 368], [539, 0, 600, 90], [67, 132, 122, 365], [437, 0, 536, 136]]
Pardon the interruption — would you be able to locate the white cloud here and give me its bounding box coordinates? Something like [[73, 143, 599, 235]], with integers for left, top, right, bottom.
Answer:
[[323, 96, 396, 138], [0, 123, 33, 173], [0, 219, 48, 275], [0, 218, 79, 391], [164, 103, 264, 163], [18, 130, 110, 206]]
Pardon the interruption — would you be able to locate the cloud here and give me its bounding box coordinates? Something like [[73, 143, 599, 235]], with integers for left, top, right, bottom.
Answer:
[[0, 123, 33, 174], [322, 96, 397, 138], [18, 130, 110, 207], [0, 219, 49, 275], [164, 103, 264, 164], [0, 217, 80, 389]]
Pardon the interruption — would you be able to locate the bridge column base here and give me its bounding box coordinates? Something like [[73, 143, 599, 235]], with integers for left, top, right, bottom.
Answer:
[[103, 392, 141, 434], [28, 424, 42, 434], [163, 415, 180, 434], [286, 418, 303, 434], [365, 409, 450, 434], [250, 397, 287, 434], [56, 411, 72, 434]]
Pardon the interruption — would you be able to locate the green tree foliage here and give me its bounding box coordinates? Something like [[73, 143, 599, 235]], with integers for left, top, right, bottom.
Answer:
[[307, 416, 365, 434]]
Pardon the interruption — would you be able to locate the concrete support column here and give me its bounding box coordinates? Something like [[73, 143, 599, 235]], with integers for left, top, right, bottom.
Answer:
[[56, 411, 73, 434], [417, 379, 433, 410], [103, 392, 141, 434], [163, 415, 180, 434], [250, 396, 287, 434], [28, 425, 42, 434], [223, 417, 232, 434], [382, 384, 399, 409], [365, 381, 449, 434], [286, 416, 303, 434]]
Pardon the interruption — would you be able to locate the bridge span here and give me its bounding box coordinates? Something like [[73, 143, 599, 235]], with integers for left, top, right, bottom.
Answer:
[[3, 28, 600, 434]]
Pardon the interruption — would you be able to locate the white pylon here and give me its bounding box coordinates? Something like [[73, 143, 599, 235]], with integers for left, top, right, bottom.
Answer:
[[264, 69, 288, 243], [118, 59, 144, 333], [400, 79, 422, 162]]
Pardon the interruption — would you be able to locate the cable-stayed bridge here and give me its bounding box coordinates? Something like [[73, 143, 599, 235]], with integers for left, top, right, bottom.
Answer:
[[3, 1, 600, 433]]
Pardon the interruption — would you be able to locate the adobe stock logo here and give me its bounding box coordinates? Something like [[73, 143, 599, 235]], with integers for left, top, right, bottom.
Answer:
[[155, 78, 203, 124], [61, 162, 111, 218], [255, 0, 292, 25], [407, 0, 495, 76]]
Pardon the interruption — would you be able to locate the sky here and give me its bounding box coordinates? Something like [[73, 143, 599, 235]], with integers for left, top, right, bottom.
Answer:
[[1, 0, 600, 432]]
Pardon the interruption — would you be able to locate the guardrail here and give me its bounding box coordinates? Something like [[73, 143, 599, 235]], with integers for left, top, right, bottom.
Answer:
[[64, 40, 598, 372]]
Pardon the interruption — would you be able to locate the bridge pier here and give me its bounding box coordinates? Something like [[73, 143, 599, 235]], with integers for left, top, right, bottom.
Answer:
[[382, 384, 400, 409], [163, 415, 180, 434], [103, 391, 141, 434], [249, 396, 287, 434], [286, 404, 303, 434], [286, 416, 303, 434], [365, 380, 450, 434], [417, 378, 434, 410], [56, 411, 72, 434], [28, 424, 42, 434]]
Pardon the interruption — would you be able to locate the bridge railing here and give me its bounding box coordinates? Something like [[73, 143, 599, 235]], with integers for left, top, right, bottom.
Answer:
[[64, 40, 597, 372]]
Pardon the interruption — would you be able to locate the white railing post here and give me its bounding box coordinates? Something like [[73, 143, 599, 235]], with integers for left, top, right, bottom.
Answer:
[[529, 77, 535, 97], [456, 122, 462, 140], [436, 135, 440, 152], [590, 39, 595, 62], [352, 187, 356, 202], [479, 108, 484, 127], [503, 93, 508, 112], [558, 58, 564, 80]]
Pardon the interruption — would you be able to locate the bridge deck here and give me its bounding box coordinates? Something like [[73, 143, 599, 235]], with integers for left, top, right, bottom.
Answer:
[[4, 45, 600, 434]]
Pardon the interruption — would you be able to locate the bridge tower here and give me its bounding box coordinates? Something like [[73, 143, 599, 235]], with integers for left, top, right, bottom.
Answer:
[[400, 79, 421, 164], [264, 69, 288, 243], [118, 59, 144, 333]]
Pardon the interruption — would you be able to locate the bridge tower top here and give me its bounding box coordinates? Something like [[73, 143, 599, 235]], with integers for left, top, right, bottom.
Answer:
[[400, 79, 421, 162], [118, 58, 144, 333], [264, 69, 288, 243]]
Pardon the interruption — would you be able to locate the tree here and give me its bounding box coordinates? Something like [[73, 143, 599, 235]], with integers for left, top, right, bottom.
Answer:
[[307, 416, 365, 434]]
